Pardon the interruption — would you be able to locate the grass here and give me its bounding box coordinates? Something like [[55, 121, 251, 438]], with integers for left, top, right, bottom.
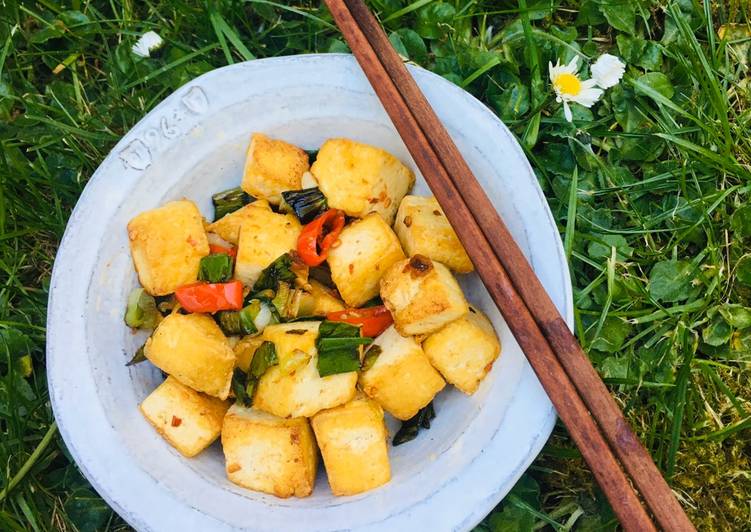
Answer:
[[1, 0, 750, 530]]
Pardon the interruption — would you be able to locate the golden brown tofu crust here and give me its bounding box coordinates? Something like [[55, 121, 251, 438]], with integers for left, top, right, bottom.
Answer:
[[423, 307, 501, 394], [241, 133, 309, 204], [327, 213, 405, 307], [139, 376, 229, 457], [394, 196, 473, 273], [311, 138, 414, 224], [221, 406, 317, 498], [127, 200, 210, 296], [359, 326, 445, 420], [380, 255, 469, 336], [312, 395, 391, 495], [144, 313, 235, 399]]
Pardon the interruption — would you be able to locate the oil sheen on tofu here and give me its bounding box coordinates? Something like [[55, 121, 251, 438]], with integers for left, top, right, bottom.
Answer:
[[126, 132, 501, 500]]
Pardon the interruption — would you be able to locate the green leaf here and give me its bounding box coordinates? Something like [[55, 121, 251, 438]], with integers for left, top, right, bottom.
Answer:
[[415, 2, 456, 39], [735, 256, 751, 287], [635, 72, 675, 99], [600, 356, 630, 379], [597, 0, 636, 34], [198, 253, 234, 283], [576, 0, 607, 25], [63, 488, 110, 532], [587, 234, 633, 260], [649, 259, 694, 303], [326, 38, 349, 53], [30, 20, 66, 44], [731, 205, 751, 238], [489, 81, 530, 120], [589, 317, 631, 353], [703, 313, 733, 347], [616, 35, 663, 71], [488, 505, 534, 532], [388, 29, 427, 63], [718, 305, 751, 329]]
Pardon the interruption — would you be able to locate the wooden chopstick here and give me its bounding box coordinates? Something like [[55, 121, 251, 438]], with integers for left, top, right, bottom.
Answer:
[[329, 1, 696, 529], [337, 2, 695, 531], [327, 0, 693, 530], [322, 1, 663, 530]]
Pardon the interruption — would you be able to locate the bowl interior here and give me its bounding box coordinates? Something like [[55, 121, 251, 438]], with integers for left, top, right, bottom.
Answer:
[[50, 55, 571, 531]]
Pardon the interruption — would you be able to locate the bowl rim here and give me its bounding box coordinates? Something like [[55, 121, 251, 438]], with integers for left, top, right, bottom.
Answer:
[[47, 53, 572, 531]]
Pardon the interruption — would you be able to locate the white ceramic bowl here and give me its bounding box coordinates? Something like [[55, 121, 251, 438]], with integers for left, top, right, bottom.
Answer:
[[47, 54, 572, 531]]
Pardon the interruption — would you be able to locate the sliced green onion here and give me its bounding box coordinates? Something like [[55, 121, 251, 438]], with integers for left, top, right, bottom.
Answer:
[[217, 305, 258, 336], [361, 344, 382, 372], [315, 320, 372, 377], [393, 402, 436, 446], [124, 288, 161, 329], [212, 187, 253, 220], [280, 187, 328, 224], [198, 253, 234, 283], [253, 253, 298, 292], [126, 343, 148, 367]]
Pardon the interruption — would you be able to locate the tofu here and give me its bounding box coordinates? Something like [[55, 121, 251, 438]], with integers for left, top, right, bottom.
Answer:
[[359, 326, 445, 420], [311, 138, 414, 224], [423, 307, 501, 394], [380, 255, 469, 336], [394, 196, 473, 273], [253, 322, 357, 418], [234, 207, 301, 286], [127, 200, 210, 296], [311, 394, 391, 496], [221, 405, 317, 498], [241, 133, 309, 204], [298, 280, 346, 317], [144, 313, 235, 399], [327, 214, 405, 307], [207, 199, 271, 245], [139, 376, 229, 457]]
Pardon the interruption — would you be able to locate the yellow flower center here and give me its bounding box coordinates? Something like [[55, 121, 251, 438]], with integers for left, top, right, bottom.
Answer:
[[554, 73, 581, 96]]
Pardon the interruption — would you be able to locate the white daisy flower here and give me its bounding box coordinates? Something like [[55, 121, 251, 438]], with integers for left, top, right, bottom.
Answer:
[[591, 54, 625, 89], [548, 56, 604, 122], [132, 31, 164, 58]]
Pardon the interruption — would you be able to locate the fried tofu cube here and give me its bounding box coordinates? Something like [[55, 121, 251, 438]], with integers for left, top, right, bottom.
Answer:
[[359, 326, 445, 420], [207, 199, 271, 245], [241, 133, 309, 204], [253, 322, 357, 418], [423, 307, 501, 394], [380, 255, 469, 336], [139, 376, 229, 457], [327, 214, 405, 307], [311, 394, 390, 496], [221, 405, 317, 498], [298, 280, 346, 317], [144, 313, 235, 399], [311, 138, 414, 224], [234, 206, 301, 286], [127, 200, 210, 296], [394, 196, 473, 274]]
